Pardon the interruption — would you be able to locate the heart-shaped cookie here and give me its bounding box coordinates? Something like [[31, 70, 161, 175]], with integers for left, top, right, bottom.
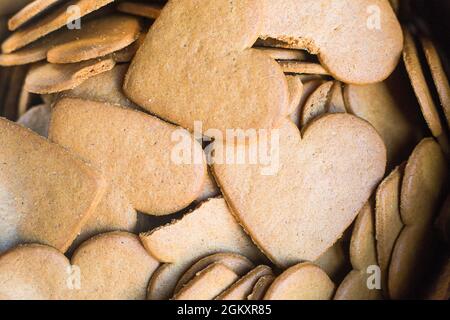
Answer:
[[124, 0, 288, 134], [0, 118, 106, 253], [260, 0, 403, 84], [49, 98, 206, 215], [213, 114, 386, 267]]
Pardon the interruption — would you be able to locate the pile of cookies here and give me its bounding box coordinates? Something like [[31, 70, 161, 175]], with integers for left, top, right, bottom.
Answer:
[[0, 0, 449, 300]]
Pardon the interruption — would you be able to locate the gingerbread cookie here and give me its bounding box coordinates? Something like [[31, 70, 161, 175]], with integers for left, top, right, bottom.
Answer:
[[117, 1, 162, 19]]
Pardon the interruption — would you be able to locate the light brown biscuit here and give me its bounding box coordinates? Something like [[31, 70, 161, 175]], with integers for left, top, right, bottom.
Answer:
[[334, 202, 383, 300], [46, 15, 141, 64], [375, 164, 404, 293], [24, 58, 116, 94], [116, 1, 162, 19], [256, 47, 307, 60], [327, 81, 347, 113], [175, 253, 254, 294], [389, 138, 448, 299], [0, 244, 72, 300], [8, 0, 62, 31], [194, 169, 221, 203], [111, 32, 145, 63], [421, 37, 450, 129], [279, 61, 330, 75], [300, 81, 334, 127], [124, 0, 288, 135], [285, 75, 303, 117], [345, 80, 420, 167], [260, 0, 403, 84], [314, 238, 349, 282], [289, 79, 324, 128], [147, 263, 181, 300], [173, 263, 239, 300], [213, 115, 386, 267], [57, 64, 137, 109], [17, 103, 51, 137], [264, 263, 335, 300], [403, 29, 449, 152], [50, 98, 206, 215], [216, 265, 273, 300], [1, 0, 114, 53], [247, 275, 275, 300], [141, 198, 262, 299], [71, 232, 159, 300], [0, 118, 106, 253]]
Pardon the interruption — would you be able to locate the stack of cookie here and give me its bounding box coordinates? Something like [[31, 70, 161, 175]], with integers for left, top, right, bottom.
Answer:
[[0, 0, 449, 300]]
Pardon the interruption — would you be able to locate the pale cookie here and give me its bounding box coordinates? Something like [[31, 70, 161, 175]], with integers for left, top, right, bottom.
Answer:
[[125, 0, 288, 134], [71, 232, 159, 300], [17, 103, 51, 137], [264, 263, 335, 300], [213, 115, 386, 267], [375, 164, 405, 293], [0, 118, 106, 253], [289, 79, 324, 128], [285, 75, 303, 117], [57, 64, 137, 109], [0, 244, 72, 300], [334, 202, 383, 300], [327, 81, 347, 113], [421, 37, 450, 129], [247, 275, 275, 300], [24, 58, 116, 94], [1, 0, 114, 53], [314, 239, 349, 282], [216, 265, 273, 300], [8, 0, 62, 31], [117, 1, 162, 19], [46, 14, 141, 64], [261, 0, 402, 84], [50, 98, 206, 215], [175, 253, 254, 294], [173, 263, 238, 300], [345, 80, 420, 167], [256, 47, 307, 60], [403, 29, 449, 152], [279, 61, 330, 75], [141, 198, 262, 299], [300, 81, 333, 127], [389, 138, 448, 299]]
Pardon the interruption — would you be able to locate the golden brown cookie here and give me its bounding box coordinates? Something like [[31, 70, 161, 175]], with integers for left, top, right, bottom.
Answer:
[[264, 263, 335, 300], [213, 115, 386, 267], [124, 0, 288, 134], [213, 114, 386, 266], [0, 244, 72, 300], [175, 253, 254, 294], [0, 118, 106, 253], [216, 265, 273, 300], [24, 58, 116, 94], [389, 138, 448, 299], [71, 232, 159, 300], [50, 98, 206, 215], [256, 47, 307, 60], [403, 29, 449, 152], [420, 37, 450, 129], [375, 164, 404, 292], [1, 0, 114, 53], [141, 198, 262, 299], [334, 202, 383, 300], [345, 80, 420, 167], [172, 263, 239, 300], [46, 15, 141, 64], [261, 0, 403, 84], [17, 103, 51, 137], [279, 61, 330, 75], [57, 64, 137, 109], [247, 275, 275, 300], [116, 1, 162, 19], [8, 0, 62, 31]]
